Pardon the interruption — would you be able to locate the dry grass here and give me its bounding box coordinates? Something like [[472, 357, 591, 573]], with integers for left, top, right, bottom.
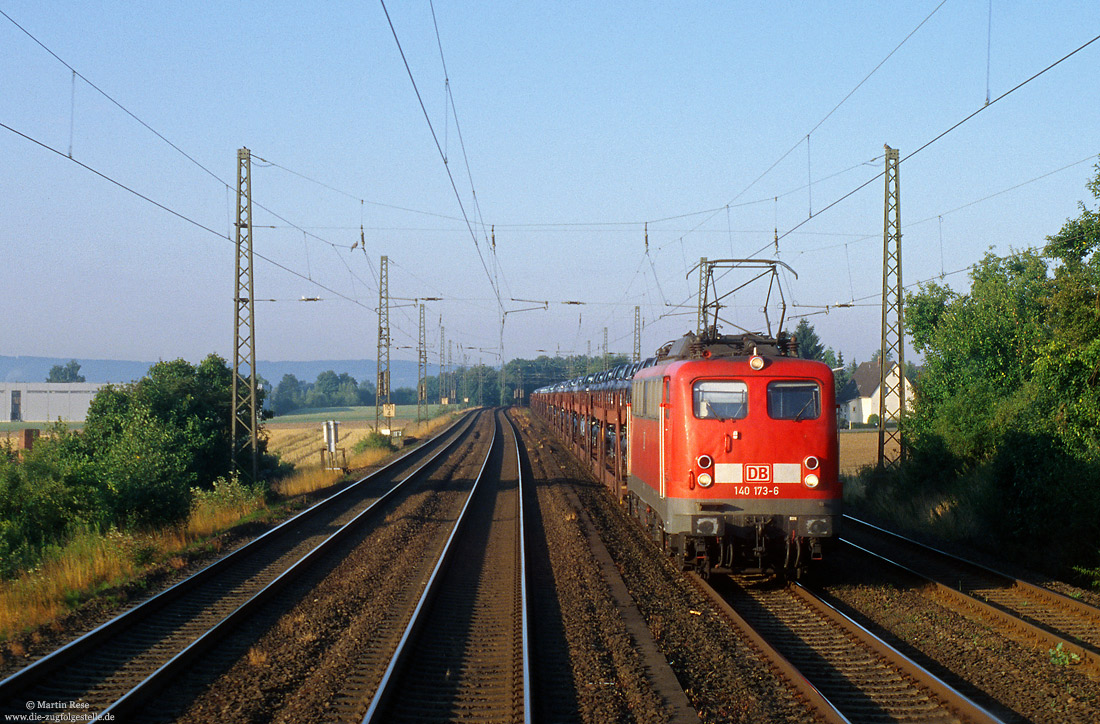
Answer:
[[0, 485, 269, 639], [0, 411, 464, 640], [271, 467, 343, 498], [347, 446, 394, 470], [247, 645, 268, 667]]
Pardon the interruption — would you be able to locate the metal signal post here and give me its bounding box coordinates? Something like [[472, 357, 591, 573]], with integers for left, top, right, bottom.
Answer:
[[232, 147, 259, 481], [878, 145, 907, 468]]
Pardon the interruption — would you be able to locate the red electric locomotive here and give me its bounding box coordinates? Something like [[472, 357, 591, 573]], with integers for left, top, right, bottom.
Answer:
[[626, 331, 839, 576]]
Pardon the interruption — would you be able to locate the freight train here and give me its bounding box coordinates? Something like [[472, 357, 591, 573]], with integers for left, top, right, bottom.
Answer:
[[530, 330, 840, 578]]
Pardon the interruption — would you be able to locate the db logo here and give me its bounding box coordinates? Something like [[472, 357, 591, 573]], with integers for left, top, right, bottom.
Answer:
[[745, 465, 771, 482]]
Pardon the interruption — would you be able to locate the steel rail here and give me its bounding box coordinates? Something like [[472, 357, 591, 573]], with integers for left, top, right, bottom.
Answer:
[[362, 409, 529, 724], [0, 410, 476, 708], [788, 581, 1004, 724], [843, 514, 1100, 619], [840, 516, 1100, 675], [505, 411, 533, 724], [686, 572, 851, 724], [91, 410, 486, 722]]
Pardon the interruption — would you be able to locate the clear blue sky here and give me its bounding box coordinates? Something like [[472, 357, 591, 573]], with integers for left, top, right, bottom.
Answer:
[[2, 1, 1098, 371]]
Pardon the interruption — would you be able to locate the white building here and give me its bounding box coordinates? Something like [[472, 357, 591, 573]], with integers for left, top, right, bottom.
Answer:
[[0, 383, 105, 423], [837, 360, 914, 426]]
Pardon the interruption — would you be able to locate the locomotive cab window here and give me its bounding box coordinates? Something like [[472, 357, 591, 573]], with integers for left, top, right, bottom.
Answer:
[[767, 381, 821, 420], [693, 380, 748, 420]]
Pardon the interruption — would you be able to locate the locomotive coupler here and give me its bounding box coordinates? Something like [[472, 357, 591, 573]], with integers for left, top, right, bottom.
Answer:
[[809, 537, 823, 560], [753, 521, 767, 568]]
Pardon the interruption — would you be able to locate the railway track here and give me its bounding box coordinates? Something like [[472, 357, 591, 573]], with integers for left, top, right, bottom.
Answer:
[[0, 410, 479, 722], [360, 409, 530, 724], [697, 572, 1002, 724], [839, 514, 1100, 675]]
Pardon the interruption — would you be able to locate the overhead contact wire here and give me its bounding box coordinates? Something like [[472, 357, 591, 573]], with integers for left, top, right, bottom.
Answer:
[[378, 0, 502, 312], [0, 8, 227, 188], [774, 31, 1100, 246], [0, 121, 375, 312]]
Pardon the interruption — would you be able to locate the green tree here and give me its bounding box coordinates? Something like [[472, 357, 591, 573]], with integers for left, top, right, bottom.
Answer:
[[1045, 161, 1100, 268], [47, 360, 85, 383], [358, 379, 377, 406], [823, 348, 850, 397], [83, 354, 271, 493], [0, 434, 96, 576], [905, 249, 1048, 459], [0, 355, 280, 576], [793, 319, 825, 361], [272, 374, 304, 415], [894, 167, 1100, 576], [93, 407, 194, 529]]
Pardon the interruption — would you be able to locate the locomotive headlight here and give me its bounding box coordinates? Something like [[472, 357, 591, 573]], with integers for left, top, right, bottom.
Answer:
[[803, 473, 820, 488], [698, 472, 713, 488], [803, 455, 820, 471], [749, 355, 766, 370], [696, 454, 713, 469]]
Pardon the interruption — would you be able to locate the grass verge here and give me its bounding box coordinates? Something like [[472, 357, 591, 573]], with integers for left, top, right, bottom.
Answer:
[[0, 410, 465, 642]]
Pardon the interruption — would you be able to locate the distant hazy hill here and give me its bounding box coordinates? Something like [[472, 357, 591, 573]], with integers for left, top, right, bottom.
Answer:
[[0, 356, 424, 389]]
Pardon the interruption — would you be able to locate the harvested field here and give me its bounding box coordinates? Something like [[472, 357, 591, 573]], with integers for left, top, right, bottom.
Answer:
[[265, 406, 465, 469], [265, 423, 376, 468], [838, 430, 887, 474]]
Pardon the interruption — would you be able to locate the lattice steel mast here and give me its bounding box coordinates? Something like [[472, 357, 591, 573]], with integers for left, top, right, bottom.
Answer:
[[439, 319, 445, 404], [417, 302, 427, 424], [232, 148, 259, 481], [633, 305, 642, 362], [375, 255, 390, 430], [878, 145, 907, 467], [696, 256, 709, 336], [448, 341, 455, 401]]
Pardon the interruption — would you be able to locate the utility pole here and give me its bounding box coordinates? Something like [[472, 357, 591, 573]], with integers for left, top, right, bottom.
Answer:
[[375, 255, 390, 431], [633, 305, 641, 362], [602, 327, 608, 371], [417, 302, 426, 424], [231, 147, 259, 482], [878, 145, 907, 468]]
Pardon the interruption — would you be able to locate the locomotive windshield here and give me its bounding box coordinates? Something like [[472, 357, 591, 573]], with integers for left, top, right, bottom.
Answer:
[[693, 380, 748, 420], [767, 381, 821, 420]]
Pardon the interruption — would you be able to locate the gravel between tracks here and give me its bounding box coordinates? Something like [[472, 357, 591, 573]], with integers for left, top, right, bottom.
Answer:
[[154, 420, 493, 723], [818, 548, 1100, 724], [514, 410, 816, 724]]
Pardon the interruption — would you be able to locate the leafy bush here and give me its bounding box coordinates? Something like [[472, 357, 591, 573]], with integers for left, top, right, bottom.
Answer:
[[870, 166, 1100, 579], [0, 354, 284, 578], [93, 406, 195, 530], [353, 431, 396, 454], [192, 476, 264, 512]]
